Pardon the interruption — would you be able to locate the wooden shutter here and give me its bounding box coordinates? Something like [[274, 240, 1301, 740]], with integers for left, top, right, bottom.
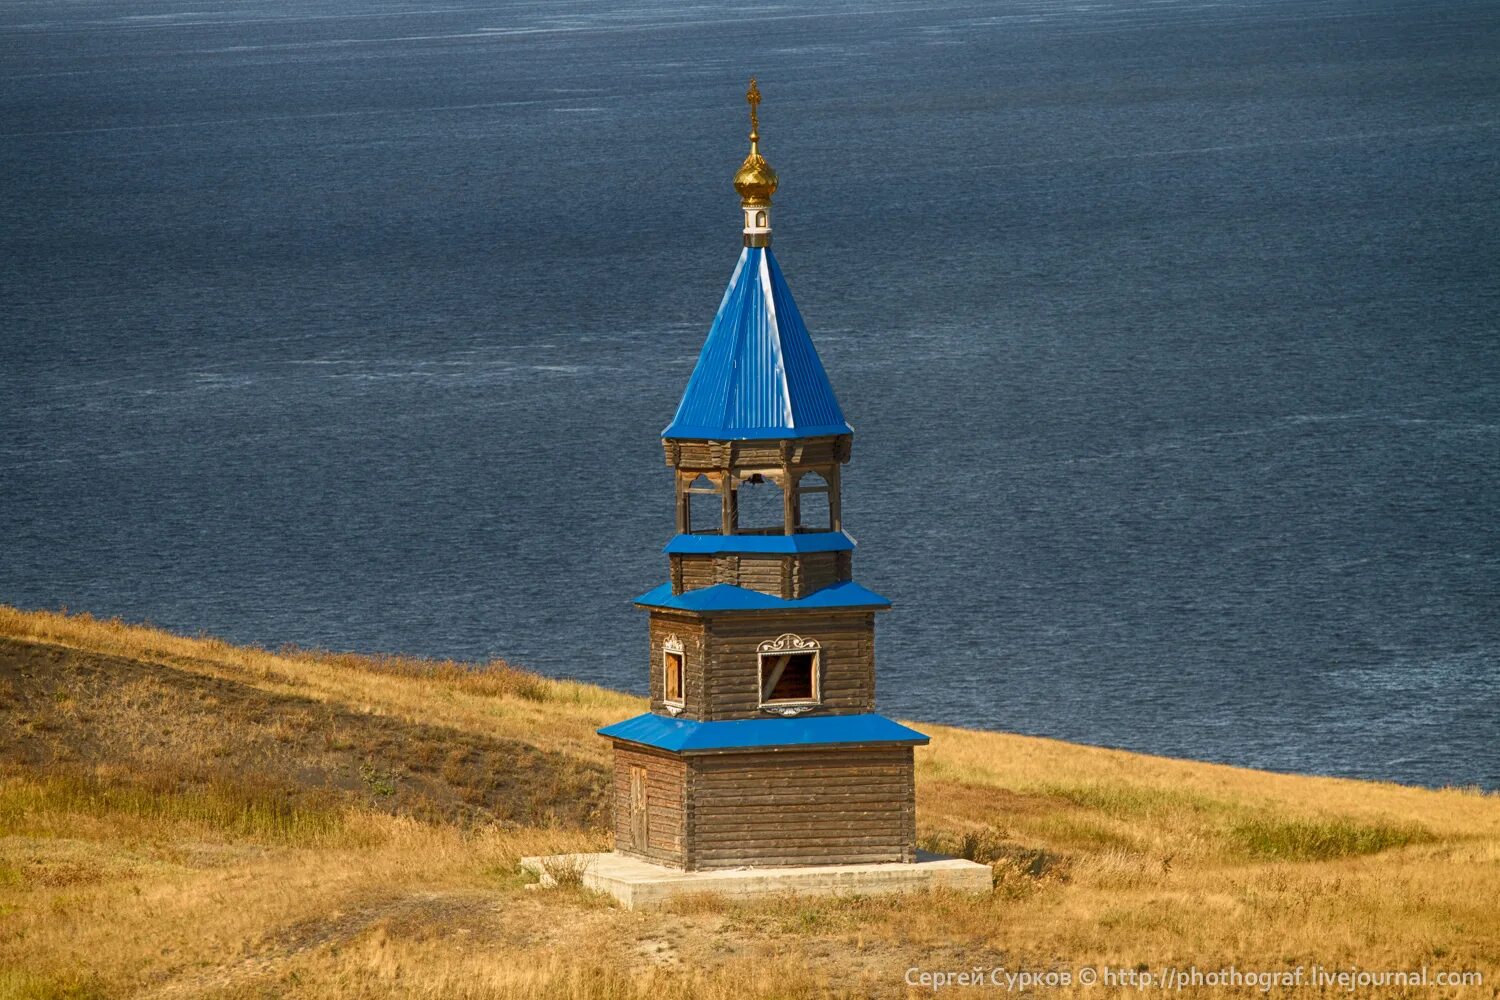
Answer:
[[629, 765, 648, 851]]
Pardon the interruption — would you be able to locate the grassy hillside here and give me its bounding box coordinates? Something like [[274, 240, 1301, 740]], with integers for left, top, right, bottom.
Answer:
[[1, 606, 1496, 999]]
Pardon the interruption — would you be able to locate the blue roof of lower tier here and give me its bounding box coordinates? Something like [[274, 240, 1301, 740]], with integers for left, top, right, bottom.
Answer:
[[598, 712, 928, 753], [663, 531, 856, 555], [663, 246, 853, 441], [635, 580, 890, 612]]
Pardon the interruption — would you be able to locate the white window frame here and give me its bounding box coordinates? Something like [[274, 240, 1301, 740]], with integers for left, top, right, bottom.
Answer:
[[661, 635, 685, 707], [756, 633, 821, 709]]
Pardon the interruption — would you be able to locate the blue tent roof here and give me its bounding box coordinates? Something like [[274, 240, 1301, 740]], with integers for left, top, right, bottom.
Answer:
[[662, 531, 856, 555], [663, 246, 852, 441], [598, 712, 928, 753], [635, 580, 890, 613]]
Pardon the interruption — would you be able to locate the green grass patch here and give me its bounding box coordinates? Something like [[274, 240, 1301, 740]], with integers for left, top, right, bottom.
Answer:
[[0, 966, 108, 1000], [0, 773, 349, 847], [1227, 816, 1435, 861], [1036, 782, 1229, 819], [1030, 814, 1148, 853], [0, 864, 26, 890]]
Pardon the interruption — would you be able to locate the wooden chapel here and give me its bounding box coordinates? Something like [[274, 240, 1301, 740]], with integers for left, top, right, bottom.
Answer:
[[597, 80, 928, 871]]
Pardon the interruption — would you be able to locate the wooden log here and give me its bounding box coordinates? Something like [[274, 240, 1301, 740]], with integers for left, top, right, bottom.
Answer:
[[693, 852, 903, 867]]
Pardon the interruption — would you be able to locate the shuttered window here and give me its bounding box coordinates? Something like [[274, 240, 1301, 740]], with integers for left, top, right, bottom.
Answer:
[[663, 650, 684, 704]]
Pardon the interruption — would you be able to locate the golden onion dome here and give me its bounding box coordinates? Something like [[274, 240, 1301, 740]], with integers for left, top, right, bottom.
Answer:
[[734, 151, 778, 206], [733, 78, 778, 206]]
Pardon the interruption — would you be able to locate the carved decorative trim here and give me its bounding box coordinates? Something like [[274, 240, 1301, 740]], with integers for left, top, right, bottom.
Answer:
[[761, 704, 814, 717], [757, 633, 819, 654], [662, 634, 684, 654], [663, 705, 683, 717]]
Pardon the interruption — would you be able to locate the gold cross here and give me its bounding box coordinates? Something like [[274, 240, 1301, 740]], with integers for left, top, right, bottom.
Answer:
[[746, 77, 761, 138]]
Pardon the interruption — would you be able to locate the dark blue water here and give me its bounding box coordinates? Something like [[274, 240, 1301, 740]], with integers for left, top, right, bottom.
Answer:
[[3, 0, 1497, 788]]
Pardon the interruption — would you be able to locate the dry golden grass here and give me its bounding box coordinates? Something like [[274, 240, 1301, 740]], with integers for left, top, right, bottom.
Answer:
[[1, 605, 1497, 999], [0, 605, 636, 767]]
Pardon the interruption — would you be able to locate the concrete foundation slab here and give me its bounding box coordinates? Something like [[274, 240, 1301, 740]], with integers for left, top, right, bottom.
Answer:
[[519, 850, 992, 911]]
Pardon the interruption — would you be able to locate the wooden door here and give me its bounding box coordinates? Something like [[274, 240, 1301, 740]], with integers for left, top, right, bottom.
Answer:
[[629, 765, 648, 851]]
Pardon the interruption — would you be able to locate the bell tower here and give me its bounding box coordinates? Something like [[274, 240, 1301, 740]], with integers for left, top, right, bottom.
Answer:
[[598, 80, 926, 872]]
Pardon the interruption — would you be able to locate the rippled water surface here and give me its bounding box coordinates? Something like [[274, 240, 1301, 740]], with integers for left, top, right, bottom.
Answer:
[[3, 0, 1497, 787]]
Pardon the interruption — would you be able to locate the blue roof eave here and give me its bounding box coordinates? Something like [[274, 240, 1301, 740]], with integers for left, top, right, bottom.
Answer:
[[663, 531, 856, 555], [661, 422, 853, 442], [634, 580, 891, 613], [598, 712, 929, 753]]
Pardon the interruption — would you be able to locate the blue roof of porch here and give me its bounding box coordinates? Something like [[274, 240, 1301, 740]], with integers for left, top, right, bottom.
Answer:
[[598, 712, 928, 753], [633, 580, 889, 613]]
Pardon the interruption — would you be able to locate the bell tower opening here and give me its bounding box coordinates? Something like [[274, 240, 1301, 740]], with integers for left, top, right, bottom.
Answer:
[[682, 474, 722, 534], [794, 471, 834, 532], [734, 473, 784, 534]]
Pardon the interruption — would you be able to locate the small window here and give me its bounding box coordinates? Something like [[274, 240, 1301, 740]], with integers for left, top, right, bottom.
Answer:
[[755, 210, 767, 227], [663, 649, 684, 705], [761, 653, 815, 701], [757, 634, 821, 706]]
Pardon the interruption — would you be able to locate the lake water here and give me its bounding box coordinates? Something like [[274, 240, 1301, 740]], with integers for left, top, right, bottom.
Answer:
[[3, 0, 1497, 789]]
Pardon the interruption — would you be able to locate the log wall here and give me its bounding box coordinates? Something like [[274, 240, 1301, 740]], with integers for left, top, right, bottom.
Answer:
[[610, 743, 688, 867], [647, 610, 877, 720], [671, 552, 845, 598], [700, 611, 876, 720], [686, 745, 915, 869], [663, 435, 852, 471], [647, 613, 707, 714]]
